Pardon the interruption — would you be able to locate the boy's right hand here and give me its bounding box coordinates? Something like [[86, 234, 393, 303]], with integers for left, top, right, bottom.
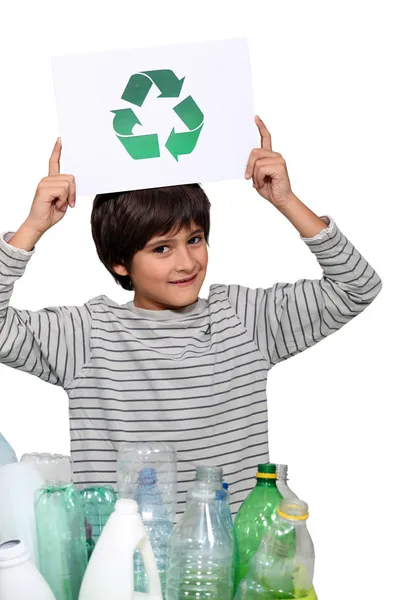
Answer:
[[25, 138, 76, 236]]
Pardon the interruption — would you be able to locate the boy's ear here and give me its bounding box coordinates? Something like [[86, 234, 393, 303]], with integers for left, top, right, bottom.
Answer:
[[113, 264, 130, 277]]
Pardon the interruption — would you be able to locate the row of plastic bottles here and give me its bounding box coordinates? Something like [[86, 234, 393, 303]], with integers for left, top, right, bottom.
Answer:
[[0, 435, 176, 599], [1, 432, 317, 599]]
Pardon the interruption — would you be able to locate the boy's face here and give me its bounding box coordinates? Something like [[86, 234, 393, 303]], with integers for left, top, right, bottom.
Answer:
[[114, 221, 208, 310]]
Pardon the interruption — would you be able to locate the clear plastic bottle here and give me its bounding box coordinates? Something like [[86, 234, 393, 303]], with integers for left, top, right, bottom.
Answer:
[[217, 483, 240, 595], [276, 465, 298, 501], [35, 483, 88, 600], [117, 442, 177, 597], [166, 465, 234, 600], [234, 464, 283, 586], [21, 453, 72, 484], [235, 499, 317, 600], [133, 467, 173, 595], [0, 432, 17, 466]]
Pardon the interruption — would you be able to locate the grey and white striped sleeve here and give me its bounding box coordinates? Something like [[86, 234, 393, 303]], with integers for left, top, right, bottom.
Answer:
[[0, 232, 92, 387], [225, 216, 382, 368]]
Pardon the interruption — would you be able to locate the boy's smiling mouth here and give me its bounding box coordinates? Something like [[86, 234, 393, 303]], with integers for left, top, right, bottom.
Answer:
[[169, 273, 198, 286]]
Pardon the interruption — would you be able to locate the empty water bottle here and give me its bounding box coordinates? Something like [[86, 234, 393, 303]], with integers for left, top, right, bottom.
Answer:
[[133, 467, 173, 594], [276, 465, 298, 501], [166, 465, 234, 600], [35, 483, 88, 599], [234, 464, 283, 586], [218, 482, 240, 595], [117, 442, 177, 597], [80, 486, 117, 558], [21, 453, 72, 484], [235, 498, 317, 600]]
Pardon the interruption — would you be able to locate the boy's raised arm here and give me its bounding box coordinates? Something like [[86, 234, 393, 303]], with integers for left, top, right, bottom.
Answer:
[[0, 139, 91, 387], [224, 117, 382, 367]]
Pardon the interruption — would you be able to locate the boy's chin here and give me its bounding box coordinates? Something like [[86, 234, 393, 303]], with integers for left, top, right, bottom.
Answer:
[[166, 285, 202, 307]]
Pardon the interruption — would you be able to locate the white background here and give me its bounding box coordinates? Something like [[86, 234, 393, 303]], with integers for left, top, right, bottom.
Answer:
[[0, 2, 398, 598]]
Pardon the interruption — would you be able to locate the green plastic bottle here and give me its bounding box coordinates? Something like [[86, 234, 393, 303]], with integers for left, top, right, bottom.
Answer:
[[234, 464, 283, 587], [35, 483, 88, 599], [235, 498, 318, 600]]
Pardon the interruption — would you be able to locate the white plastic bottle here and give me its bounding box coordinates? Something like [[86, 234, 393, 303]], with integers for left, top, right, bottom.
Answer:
[[0, 539, 56, 600], [0, 462, 44, 566], [0, 432, 17, 466], [79, 498, 162, 600]]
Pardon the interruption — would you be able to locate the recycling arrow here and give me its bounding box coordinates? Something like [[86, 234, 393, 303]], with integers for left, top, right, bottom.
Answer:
[[111, 108, 159, 159], [111, 69, 204, 161], [122, 70, 185, 107], [166, 96, 204, 162], [111, 109, 141, 135], [116, 134, 160, 160]]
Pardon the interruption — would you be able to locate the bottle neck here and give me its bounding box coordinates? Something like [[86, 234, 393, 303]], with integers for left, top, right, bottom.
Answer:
[[276, 464, 288, 483], [195, 466, 223, 486], [256, 478, 278, 488]]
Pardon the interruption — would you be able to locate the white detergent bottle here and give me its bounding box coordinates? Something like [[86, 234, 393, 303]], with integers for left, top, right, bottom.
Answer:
[[0, 539, 56, 600], [79, 498, 162, 600]]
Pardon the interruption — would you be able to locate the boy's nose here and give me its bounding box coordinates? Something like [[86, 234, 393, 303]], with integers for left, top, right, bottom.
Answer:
[[175, 247, 196, 272]]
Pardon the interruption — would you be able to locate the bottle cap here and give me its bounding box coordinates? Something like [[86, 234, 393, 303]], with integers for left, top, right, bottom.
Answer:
[[137, 467, 157, 486], [256, 463, 277, 479], [277, 498, 309, 521], [222, 482, 229, 490], [0, 540, 30, 565]]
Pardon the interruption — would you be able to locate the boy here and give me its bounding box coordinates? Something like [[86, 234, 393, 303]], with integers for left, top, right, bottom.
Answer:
[[0, 116, 382, 514]]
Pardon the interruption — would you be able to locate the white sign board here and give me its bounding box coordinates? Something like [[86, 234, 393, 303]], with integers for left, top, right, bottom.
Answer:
[[51, 38, 257, 195]]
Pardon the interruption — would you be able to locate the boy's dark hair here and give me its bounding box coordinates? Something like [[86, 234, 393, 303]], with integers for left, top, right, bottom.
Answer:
[[91, 184, 211, 291]]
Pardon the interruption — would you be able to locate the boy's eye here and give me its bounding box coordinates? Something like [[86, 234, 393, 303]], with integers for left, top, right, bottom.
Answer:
[[152, 236, 203, 254], [189, 235, 203, 244], [153, 245, 169, 254]]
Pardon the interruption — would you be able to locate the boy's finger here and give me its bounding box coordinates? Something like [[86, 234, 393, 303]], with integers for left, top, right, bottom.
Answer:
[[245, 148, 280, 179], [255, 115, 272, 151], [48, 137, 62, 177], [68, 176, 76, 208]]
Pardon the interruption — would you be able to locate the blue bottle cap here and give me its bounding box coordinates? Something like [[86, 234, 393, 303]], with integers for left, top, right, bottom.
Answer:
[[137, 467, 157, 486]]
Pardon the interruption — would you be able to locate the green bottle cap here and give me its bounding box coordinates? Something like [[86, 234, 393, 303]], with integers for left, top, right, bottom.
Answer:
[[257, 463, 277, 474]]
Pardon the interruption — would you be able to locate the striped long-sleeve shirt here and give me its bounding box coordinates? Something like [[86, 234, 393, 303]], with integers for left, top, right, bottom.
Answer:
[[0, 216, 382, 514]]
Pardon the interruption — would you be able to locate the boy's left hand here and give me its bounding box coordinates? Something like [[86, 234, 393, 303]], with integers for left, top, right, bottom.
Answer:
[[245, 116, 295, 208]]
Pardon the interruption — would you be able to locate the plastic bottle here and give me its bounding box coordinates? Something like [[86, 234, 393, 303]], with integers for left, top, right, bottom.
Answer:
[[0, 432, 17, 466], [234, 464, 283, 586], [35, 483, 88, 599], [80, 486, 117, 558], [21, 452, 72, 484], [0, 461, 44, 566], [166, 465, 234, 600], [276, 465, 299, 501], [0, 539, 56, 600], [235, 499, 317, 600], [217, 483, 240, 595], [79, 498, 163, 600], [134, 467, 173, 595], [117, 442, 177, 597]]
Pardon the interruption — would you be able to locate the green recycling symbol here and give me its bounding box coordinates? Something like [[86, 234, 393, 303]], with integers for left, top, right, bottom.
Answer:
[[111, 70, 204, 161]]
